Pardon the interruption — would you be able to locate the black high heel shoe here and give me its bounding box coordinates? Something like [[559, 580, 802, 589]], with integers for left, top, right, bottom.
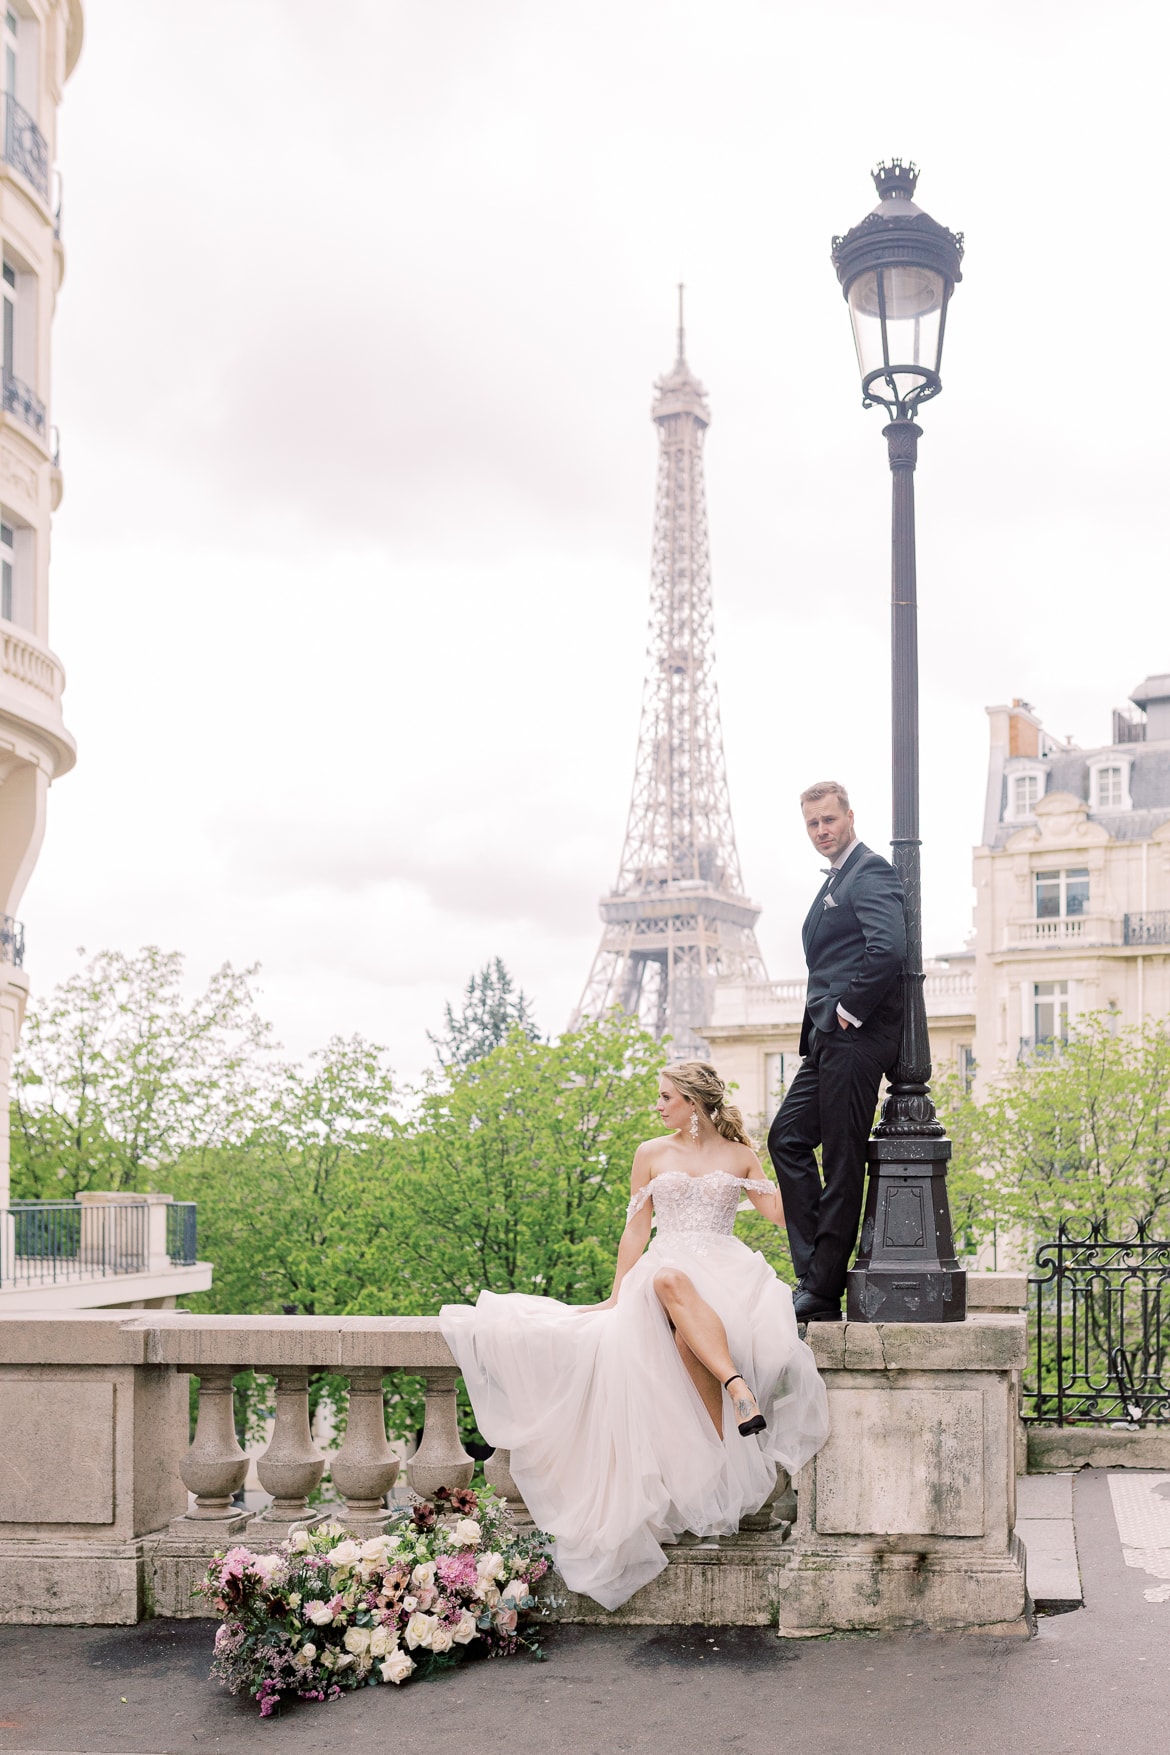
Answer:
[[723, 1373, 766, 1437]]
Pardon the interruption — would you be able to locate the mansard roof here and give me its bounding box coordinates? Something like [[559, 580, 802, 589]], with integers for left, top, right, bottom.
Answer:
[[991, 740, 1170, 849]]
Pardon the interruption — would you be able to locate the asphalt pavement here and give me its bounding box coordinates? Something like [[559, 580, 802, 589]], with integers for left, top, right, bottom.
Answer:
[[1, 1469, 1166, 1755]]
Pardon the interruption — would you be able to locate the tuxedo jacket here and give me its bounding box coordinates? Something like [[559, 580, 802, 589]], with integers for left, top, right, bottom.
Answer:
[[799, 841, 907, 1056]]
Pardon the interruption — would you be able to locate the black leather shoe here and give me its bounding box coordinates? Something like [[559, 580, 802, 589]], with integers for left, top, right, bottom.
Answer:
[[792, 1288, 842, 1323]]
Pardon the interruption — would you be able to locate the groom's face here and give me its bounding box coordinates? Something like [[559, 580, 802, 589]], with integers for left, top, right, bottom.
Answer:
[[802, 795, 855, 863]]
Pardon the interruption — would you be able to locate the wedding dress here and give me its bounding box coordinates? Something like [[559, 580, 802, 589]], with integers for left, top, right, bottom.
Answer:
[[440, 1169, 830, 1611]]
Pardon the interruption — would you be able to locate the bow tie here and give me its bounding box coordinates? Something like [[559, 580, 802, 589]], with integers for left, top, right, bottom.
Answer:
[[821, 867, 838, 880]]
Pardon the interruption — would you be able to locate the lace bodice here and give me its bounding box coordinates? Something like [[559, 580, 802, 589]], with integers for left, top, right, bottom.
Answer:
[[625, 1170, 771, 1236]]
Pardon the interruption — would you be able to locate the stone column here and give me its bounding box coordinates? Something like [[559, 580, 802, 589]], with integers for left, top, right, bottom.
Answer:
[[405, 1367, 474, 1500], [331, 1368, 399, 1529], [175, 1367, 250, 1536], [483, 1447, 533, 1526], [250, 1369, 325, 1536]]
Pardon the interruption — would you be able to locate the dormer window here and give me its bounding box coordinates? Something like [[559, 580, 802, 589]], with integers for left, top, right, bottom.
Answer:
[[1004, 763, 1046, 822], [1089, 757, 1132, 812]]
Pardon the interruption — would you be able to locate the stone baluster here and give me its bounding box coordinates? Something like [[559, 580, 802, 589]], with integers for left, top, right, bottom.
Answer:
[[331, 1368, 399, 1528], [405, 1367, 474, 1500], [741, 1466, 796, 1533], [176, 1367, 249, 1535], [483, 1446, 533, 1526], [251, 1368, 325, 1535]]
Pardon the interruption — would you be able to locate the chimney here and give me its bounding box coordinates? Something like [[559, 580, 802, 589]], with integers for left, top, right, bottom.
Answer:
[[1130, 674, 1170, 742], [1006, 698, 1041, 758]]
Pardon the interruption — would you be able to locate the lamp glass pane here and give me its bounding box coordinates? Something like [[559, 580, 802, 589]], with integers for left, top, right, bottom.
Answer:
[[847, 264, 947, 403]]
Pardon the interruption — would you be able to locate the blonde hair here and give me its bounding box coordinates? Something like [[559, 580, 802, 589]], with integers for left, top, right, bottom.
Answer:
[[800, 780, 850, 811], [662, 1060, 753, 1147]]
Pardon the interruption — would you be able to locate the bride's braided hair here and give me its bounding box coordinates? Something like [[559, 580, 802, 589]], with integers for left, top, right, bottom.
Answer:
[[662, 1061, 754, 1148]]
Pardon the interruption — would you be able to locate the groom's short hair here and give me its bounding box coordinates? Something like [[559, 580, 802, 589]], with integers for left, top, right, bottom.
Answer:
[[800, 780, 850, 811]]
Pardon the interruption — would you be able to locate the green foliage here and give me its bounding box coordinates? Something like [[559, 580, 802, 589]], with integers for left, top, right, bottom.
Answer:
[[945, 1014, 1170, 1245], [427, 958, 539, 1070], [10, 946, 271, 1198]]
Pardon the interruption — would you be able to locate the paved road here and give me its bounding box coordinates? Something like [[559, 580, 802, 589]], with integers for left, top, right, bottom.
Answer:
[[1, 1471, 1167, 1755]]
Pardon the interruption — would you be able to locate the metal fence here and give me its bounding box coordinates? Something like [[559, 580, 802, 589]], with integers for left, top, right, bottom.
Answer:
[[1, 1199, 198, 1288], [1124, 910, 1170, 947], [1023, 1223, 1170, 1426], [166, 1201, 198, 1266], [0, 914, 23, 967], [2, 91, 49, 201]]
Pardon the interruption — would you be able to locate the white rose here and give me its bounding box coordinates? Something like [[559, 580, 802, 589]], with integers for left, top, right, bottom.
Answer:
[[287, 1592, 301, 1609], [476, 1583, 500, 1609], [502, 1578, 529, 1605], [305, 1601, 333, 1627], [343, 1625, 372, 1656], [380, 1649, 415, 1685], [404, 1611, 438, 1650], [368, 1624, 394, 1658], [410, 1561, 437, 1590], [334, 1652, 355, 1672], [328, 1539, 362, 1568], [429, 1624, 455, 1654], [300, 1642, 317, 1661], [476, 1551, 506, 1582], [402, 1594, 418, 1613], [452, 1518, 481, 1546], [452, 1610, 478, 1645], [360, 1535, 392, 1562], [288, 1527, 312, 1553]]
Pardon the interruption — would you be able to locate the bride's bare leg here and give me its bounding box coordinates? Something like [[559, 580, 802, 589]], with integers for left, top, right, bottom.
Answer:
[[653, 1268, 762, 1431], [674, 1331, 724, 1434]]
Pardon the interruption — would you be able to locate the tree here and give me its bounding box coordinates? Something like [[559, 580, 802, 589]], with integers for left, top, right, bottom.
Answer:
[[943, 1013, 1170, 1245], [10, 947, 272, 1198], [427, 959, 539, 1070]]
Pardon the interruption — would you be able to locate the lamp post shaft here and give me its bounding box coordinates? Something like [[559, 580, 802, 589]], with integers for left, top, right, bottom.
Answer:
[[844, 415, 966, 1324]]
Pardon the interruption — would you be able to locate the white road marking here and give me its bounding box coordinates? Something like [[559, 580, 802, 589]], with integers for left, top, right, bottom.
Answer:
[[1107, 1473, 1170, 1602]]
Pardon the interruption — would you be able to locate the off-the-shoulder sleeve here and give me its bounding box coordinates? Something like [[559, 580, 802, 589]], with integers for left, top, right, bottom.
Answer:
[[625, 1181, 654, 1224], [741, 1178, 777, 1199]]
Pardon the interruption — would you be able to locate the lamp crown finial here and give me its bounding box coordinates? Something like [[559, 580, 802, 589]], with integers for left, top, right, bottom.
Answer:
[[872, 159, 920, 200]]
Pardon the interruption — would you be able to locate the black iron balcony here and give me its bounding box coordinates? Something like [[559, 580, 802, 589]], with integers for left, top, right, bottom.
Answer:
[[1, 1197, 199, 1289], [0, 914, 24, 967], [1124, 910, 1170, 947], [2, 371, 46, 436], [3, 92, 49, 202]]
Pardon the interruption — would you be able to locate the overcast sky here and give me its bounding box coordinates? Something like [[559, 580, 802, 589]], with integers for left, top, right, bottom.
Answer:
[[27, 0, 1168, 1078]]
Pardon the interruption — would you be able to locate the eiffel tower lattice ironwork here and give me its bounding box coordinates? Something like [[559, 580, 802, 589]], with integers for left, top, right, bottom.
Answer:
[[572, 293, 766, 1058]]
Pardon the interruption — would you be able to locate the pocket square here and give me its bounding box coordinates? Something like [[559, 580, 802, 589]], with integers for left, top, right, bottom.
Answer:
[[823, 894, 838, 910]]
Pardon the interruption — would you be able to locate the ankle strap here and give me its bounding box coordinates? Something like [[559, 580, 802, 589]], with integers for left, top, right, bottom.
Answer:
[[723, 1373, 746, 1390]]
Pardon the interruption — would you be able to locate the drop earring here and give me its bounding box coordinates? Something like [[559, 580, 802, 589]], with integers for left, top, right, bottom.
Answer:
[[689, 1111, 700, 1141]]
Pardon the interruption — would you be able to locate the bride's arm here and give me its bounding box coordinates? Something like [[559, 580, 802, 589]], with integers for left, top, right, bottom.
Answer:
[[586, 1146, 654, 1309], [742, 1151, 786, 1229]]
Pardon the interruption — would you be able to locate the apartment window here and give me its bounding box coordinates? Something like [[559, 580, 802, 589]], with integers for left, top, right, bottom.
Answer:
[[0, 508, 31, 624], [3, 11, 16, 100], [1035, 867, 1089, 919], [1089, 759, 1132, 812], [1005, 765, 1045, 822], [764, 1052, 792, 1117], [2, 260, 13, 378], [957, 1044, 976, 1095], [1, 519, 11, 619], [1033, 981, 1070, 1046]]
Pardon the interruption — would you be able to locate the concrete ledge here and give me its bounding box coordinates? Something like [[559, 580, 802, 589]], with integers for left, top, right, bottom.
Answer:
[[965, 1272, 1028, 1310], [807, 1316, 1027, 1373], [1028, 1426, 1170, 1472], [545, 1531, 792, 1627], [772, 1534, 1029, 1633], [0, 1538, 150, 1625]]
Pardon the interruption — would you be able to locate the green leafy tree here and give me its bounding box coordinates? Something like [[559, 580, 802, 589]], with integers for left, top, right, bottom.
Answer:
[[427, 958, 539, 1070], [10, 947, 272, 1198]]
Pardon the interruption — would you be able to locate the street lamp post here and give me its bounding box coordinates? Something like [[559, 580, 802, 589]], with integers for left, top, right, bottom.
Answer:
[[831, 160, 967, 1323]]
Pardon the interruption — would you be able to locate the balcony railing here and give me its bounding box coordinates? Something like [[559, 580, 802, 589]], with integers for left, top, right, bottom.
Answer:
[[1007, 915, 1120, 948], [2, 91, 49, 201], [2, 370, 46, 437], [1, 1196, 198, 1289], [0, 913, 24, 967], [1124, 910, 1170, 947]]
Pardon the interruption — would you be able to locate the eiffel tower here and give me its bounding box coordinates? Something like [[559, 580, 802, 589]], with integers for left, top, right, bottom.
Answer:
[[573, 293, 766, 1058]]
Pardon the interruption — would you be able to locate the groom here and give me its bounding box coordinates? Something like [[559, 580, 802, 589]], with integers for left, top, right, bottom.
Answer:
[[768, 781, 906, 1323]]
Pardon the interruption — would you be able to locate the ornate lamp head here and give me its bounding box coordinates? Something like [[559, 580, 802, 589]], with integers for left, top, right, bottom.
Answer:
[[831, 161, 964, 418]]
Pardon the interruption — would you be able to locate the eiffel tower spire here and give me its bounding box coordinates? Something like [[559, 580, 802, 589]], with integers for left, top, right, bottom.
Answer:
[[572, 298, 766, 1057]]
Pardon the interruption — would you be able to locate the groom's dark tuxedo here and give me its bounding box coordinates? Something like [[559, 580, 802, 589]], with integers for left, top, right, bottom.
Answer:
[[768, 841, 906, 1308]]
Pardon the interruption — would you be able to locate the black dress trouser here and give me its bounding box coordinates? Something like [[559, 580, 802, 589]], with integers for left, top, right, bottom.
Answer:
[[767, 1021, 900, 1304]]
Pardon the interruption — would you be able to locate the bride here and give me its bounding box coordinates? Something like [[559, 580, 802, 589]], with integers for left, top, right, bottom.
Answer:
[[440, 1060, 830, 1611]]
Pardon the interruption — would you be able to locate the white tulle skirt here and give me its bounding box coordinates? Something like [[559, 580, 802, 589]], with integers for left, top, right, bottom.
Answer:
[[440, 1231, 830, 1610]]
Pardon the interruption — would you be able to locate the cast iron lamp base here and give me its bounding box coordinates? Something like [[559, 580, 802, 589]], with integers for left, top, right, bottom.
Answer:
[[847, 1135, 967, 1323]]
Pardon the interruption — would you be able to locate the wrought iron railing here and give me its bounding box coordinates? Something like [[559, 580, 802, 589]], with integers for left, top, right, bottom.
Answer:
[[0, 913, 24, 966], [1125, 910, 1170, 947], [2, 91, 49, 201], [2, 371, 46, 436], [1023, 1222, 1170, 1426], [166, 1200, 198, 1266]]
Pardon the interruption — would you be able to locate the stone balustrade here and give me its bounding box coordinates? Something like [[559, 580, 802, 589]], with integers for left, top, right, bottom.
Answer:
[[0, 1279, 1030, 1632]]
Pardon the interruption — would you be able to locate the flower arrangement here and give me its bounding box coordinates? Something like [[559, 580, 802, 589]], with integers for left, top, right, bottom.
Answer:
[[199, 1486, 550, 1715]]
